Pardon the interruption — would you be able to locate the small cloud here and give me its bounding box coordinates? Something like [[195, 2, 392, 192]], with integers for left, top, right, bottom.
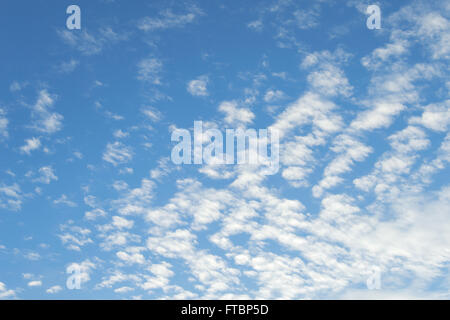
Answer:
[[25, 252, 41, 261], [0, 183, 23, 211], [103, 142, 133, 166], [58, 27, 127, 56], [20, 137, 41, 155], [187, 76, 209, 97], [46, 285, 62, 294], [113, 129, 129, 139], [247, 20, 263, 31], [114, 286, 134, 293], [84, 208, 107, 221], [28, 280, 42, 287], [119, 167, 133, 175], [272, 72, 287, 79], [116, 251, 145, 264], [31, 90, 63, 134], [294, 8, 320, 30], [112, 216, 134, 229], [138, 6, 203, 31], [141, 106, 162, 122], [0, 282, 16, 299], [219, 101, 254, 125], [137, 58, 163, 84], [264, 89, 286, 102], [73, 151, 83, 159], [104, 111, 124, 121], [33, 166, 58, 184], [53, 194, 77, 207], [9, 81, 27, 92], [0, 109, 8, 139], [57, 59, 79, 73]]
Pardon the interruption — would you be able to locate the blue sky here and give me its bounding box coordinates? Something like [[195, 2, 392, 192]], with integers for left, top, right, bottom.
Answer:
[[0, 0, 449, 299]]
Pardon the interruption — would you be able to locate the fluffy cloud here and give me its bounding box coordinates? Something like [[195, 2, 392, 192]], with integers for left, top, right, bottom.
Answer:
[[219, 101, 254, 125], [33, 166, 58, 184], [31, 90, 63, 134], [20, 137, 41, 155], [187, 76, 209, 97], [0, 282, 16, 299]]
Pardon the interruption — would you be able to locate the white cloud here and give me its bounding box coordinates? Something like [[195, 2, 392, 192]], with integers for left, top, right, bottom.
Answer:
[[103, 142, 133, 166], [53, 194, 77, 207], [57, 59, 79, 73], [150, 157, 174, 180], [20, 137, 41, 155], [9, 81, 27, 92], [58, 223, 93, 251], [112, 178, 154, 216], [58, 27, 127, 56], [141, 106, 162, 122], [307, 64, 352, 97], [271, 92, 342, 139], [84, 208, 107, 221], [410, 100, 450, 132], [247, 20, 263, 31], [114, 286, 134, 293], [46, 285, 62, 294], [24, 252, 41, 261], [113, 129, 129, 139], [137, 58, 163, 84], [187, 76, 209, 96], [31, 90, 63, 134], [138, 6, 203, 31], [34, 166, 58, 184], [264, 89, 285, 102], [351, 101, 406, 131], [361, 40, 409, 69], [294, 8, 320, 30], [112, 216, 134, 229], [219, 101, 254, 125], [0, 282, 16, 299], [116, 251, 145, 264], [0, 109, 8, 138], [0, 183, 23, 211], [28, 280, 42, 287]]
